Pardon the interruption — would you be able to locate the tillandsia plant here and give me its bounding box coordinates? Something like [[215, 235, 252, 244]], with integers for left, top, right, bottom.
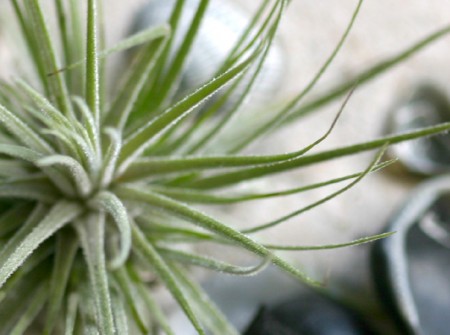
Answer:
[[0, 0, 449, 334]]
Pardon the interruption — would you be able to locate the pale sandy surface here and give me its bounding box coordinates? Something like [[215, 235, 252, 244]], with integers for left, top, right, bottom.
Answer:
[[1, 0, 450, 328]]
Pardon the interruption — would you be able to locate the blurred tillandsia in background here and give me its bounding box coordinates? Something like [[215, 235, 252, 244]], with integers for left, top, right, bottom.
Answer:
[[128, 0, 286, 112], [0, 0, 449, 334]]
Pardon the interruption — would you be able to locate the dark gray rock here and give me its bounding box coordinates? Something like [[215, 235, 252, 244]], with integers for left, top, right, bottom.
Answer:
[[372, 175, 450, 335], [386, 85, 450, 176]]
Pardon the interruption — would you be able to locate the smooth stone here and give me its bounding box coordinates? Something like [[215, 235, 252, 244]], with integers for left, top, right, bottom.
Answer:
[[386, 85, 450, 176], [243, 291, 376, 335], [169, 266, 376, 335], [372, 175, 450, 335], [128, 0, 286, 106], [169, 266, 304, 334]]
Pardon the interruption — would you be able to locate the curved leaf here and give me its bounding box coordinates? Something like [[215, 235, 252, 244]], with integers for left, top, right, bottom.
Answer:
[[132, 223, 206, 335], [0, 201, 82, 288], [0, 104, 53, 154], [89, 191, 131, 269], [265, 232, 394, 251], [117, 185, 320, 286], [76, 213, 116, 335], [158, 247, 270, 276], [38, 155, 92, 196], [181, 122, 450, 189], [118, 40, 266, 173]]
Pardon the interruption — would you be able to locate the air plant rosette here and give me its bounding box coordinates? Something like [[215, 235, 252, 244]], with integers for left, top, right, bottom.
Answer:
[[0, 0, 449, 334]]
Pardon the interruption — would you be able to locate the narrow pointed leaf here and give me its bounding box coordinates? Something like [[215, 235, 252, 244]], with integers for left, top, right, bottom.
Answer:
[[0, 159, 34, 178], [0, 204, 49, 273], [170, 264, 240, 335], [108, 35, 168, 130], [181, 122, 450, 189], [51, 24, 170, 76], [10, 279, 49, 335], [184, 3, 285, 154], [0, 260, 50, 334], [111, 292, 129, 335], [89, 191, 131, 269], [231, 0, 363, 151], [265, 232, 394, 250], [0, 242, 52, 301], [64, 293, 79, 335], [86, 0, 100, 126], [132, 223, 206, 335], [118, 186, 319, 286], [120, 98, 346, 182], [44, 230, 79, 335], [73, 97, 101, 158], [17, 80, 72, 129], [0, 104, 53, 154], [76, 213, 116, 335], [37, 155, 92, 196], [0, 204, 34, 238], [10, 0, 49, 94], [0, 201, 82, 288], [151, 0, 210, 108], [118, 42, 265, 172], [243, 146, 387, 233], [99, 128, 121, 188], [283, 24, 450, 125], [113, 268, 149, 333], [26, 0, 73, 116], [0, 177, 60, 203], [127, 264, 175, 335], [150, 159, 394, 204], [158, 247, 270, 276]]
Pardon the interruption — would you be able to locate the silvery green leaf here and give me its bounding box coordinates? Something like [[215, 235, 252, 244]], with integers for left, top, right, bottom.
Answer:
[[0, 261, 49, 334], [170, 264, 239, 335], [0, 204, 34, 239], [242, 146, 387, 234], [111, 292, 129, 335], [44, 230, 79, 335], [73, 97, 101, 158], [118, 41, 266, 173], [0, 201, 82, 288], [52, 24, 171, 76], [265, 232, 395, 251], [181, 122, 450, 190], [117, 186, 319, 287], [9, 279, 48, 335], [230, 0, 363, 151], [76, 213, 116, 335], [17, 80, 72, 129], [99, 128, 122, 188], [0, 104, 53, 154], [37, 155, 92, 196], [132, 223, 206, 335], [113, 268, 149, 333], [0, 159, 34, 178], [64, 293, 79, 335], [148, 159, 394, 204], [89, 191, 131, 269], [126, 264, 175, 335], [0, 176, 59, 203], [25, 0, 73, 117], [158, 247, 270, 276]]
